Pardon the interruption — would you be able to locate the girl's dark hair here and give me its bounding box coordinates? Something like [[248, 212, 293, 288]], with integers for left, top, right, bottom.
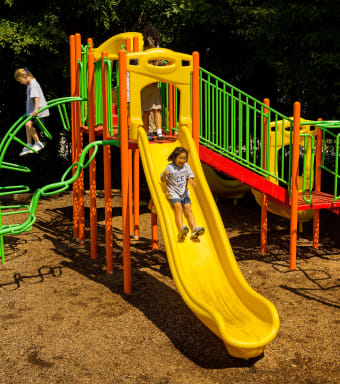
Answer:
[[167, 147, 188, 162], [142, 22, 160, 49]]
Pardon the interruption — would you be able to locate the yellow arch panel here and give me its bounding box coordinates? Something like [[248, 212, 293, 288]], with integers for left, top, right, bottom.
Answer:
[[92, 32, 143, 62]]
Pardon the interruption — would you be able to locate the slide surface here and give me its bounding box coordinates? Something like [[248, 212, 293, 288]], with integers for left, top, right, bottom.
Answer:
[[138, 127, 279, 359]]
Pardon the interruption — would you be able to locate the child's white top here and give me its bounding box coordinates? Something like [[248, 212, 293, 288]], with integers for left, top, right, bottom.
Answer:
[[161, 162, 194, 200], [26, 78, 50, 118]]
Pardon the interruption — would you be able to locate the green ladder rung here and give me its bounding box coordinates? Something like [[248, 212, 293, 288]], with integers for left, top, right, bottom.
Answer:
[[0, 205, 30, 216], [0, 161, 31, 173], [35, 117, 53, 140], [0, 223, 33, 235], [57, 104, 71, 131], [0, 185, 30, 195], [12, 135, 30, 147]]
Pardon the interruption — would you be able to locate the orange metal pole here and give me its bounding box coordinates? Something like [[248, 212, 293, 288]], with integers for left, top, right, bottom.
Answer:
[[88, 52, 97, 260], [192, 51, 200, 147], [132, 36, 140, 240], [128, 149, 133, 234], [87, 38, 93, 50], [75, 33, 85, 245], [126, 37, 131, 52], [151, 201, 158, 250], [313, 118, 323, 248], [102, 51, 113, 274], [70, 35, 79, 240], [133, 36, 139, 52], [119, 49, 131, 293], [133, 149, 140, 239], [261, 98, 270, 254], [125, 38, 134, 242], [290, 101, 301, 270]]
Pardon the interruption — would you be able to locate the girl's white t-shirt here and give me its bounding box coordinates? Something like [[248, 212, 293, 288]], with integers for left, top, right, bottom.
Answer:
[[161, 162, 194, 200], [26, 78, 50, 118]]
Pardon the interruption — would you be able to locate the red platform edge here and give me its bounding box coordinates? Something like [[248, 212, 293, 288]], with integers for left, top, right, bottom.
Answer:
[[199, 145, 340, 212], [199, 145, 289, 204]]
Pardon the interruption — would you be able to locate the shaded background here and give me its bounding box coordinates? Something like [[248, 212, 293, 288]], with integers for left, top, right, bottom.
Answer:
[[0, 0, 339, 189]]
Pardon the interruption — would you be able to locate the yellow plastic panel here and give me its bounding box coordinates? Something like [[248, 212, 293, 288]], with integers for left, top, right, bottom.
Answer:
[[127, 48, 193, 141], [92, 32, 143, 62], [255, 117, 318, 220], [138, 126, 280, 359]]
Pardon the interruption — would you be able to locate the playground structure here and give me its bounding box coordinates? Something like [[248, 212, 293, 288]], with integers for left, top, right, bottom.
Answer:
[[1, 31, 339, 359]]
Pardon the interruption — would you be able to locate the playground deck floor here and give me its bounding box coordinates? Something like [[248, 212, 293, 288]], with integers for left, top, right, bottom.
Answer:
[[0, 190, 339, 384]]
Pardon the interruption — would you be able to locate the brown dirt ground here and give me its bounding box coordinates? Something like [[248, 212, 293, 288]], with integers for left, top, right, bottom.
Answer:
[[0, 190, 339, 384]]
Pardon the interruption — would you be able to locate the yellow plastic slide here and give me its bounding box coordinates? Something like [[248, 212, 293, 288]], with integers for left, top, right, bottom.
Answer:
[[138, 126, 280, 359]]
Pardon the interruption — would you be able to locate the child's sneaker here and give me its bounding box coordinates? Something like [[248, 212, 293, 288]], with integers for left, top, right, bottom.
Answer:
[[190, 226, 205, 240], [32, 142, 44, 152], [147, 133, 153, 141], [178, 226, 189, 240], [19, 144, 33, 156]]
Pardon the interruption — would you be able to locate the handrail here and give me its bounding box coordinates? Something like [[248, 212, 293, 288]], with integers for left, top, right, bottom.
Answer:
[[300, 133, 315, 204], [199, 67, 292, 188], [0, 97, 84, 171], [318, 127, 340, 202]]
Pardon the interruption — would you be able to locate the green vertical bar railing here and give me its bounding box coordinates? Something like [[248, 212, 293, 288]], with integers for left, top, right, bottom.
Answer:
[[198, 67, 293, 187]]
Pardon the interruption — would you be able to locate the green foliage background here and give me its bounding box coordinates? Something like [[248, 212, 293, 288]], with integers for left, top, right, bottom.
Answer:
[[0, 0, 339, 188]]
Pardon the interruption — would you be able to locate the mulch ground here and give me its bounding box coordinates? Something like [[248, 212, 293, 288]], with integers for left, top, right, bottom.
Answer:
[[0, 190, 339, 384]]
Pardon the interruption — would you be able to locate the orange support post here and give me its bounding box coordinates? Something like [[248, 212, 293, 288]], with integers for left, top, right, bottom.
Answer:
[[192, 51, 200, 147], [133, 36, 139, 52], [313, 118, 323, 248], [132, 35, 140, 240], [133, 149, 140, 239], [70, 35, 79, 240], [87, 38, 93, 50], [75, 33, 85, 245], [88, 52, 97, 260], [151, 200, 158, 250], [128, 149, 133, 234], [290, 101, 301, 270], [102, 51, 113, 274], [261, 98, 270, 254], [119, 49, 131, 293]]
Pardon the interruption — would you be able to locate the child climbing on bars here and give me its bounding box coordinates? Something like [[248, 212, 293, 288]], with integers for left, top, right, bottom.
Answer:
[[161, 146, 205, 240], [14, 68, 49, 156]]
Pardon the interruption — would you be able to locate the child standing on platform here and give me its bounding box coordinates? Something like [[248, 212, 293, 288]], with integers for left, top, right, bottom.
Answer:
[[141, 23, 165, 141], [161, 147, 205, 240], [14, 68, 49, 156]]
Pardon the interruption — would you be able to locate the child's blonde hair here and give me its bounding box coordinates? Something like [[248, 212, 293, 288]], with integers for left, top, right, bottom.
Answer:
[[14, 68, 34, 80]]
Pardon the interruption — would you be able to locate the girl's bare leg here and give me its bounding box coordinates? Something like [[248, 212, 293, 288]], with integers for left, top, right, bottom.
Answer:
[[173, 202, 184, 229], [183, 204, 196, 230], [142, 111, 151, 132], [153, 109, 162, 131], [25, 121, 40, 143]]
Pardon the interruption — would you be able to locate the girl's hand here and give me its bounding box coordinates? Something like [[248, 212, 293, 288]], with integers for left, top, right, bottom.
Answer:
[[32, 111, 38, 117], [188, 178, 196, 188], [161, 169, 170, 182]]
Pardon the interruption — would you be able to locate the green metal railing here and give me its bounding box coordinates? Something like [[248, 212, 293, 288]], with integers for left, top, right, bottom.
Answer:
[[198, 68, 340, 202], [317, 123, 340, 201], [199, 68, 293, 188]]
